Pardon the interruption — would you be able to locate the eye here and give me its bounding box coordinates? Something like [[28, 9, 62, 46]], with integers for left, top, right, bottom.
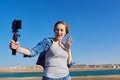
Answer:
[[60, 29, 63, 32], [55, 28, 63, 32], [56, 28, 59, 31]]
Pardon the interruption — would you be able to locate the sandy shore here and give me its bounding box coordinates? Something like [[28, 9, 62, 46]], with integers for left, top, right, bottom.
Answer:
[[0, 76, 120, 80], [0, 67, 120, 80]]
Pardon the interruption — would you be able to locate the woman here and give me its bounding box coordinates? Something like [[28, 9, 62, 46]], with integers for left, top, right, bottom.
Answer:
[[10, 21, 73, 80]]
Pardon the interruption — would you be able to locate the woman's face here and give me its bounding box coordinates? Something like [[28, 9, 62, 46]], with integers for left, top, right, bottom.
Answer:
[[54, 23, 66, 41]]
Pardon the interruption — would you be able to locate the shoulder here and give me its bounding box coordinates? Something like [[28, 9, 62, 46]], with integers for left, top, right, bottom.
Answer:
[[42, 37, 53, 50], [44, 37, 53, 42], [43, 37, 53, 45]]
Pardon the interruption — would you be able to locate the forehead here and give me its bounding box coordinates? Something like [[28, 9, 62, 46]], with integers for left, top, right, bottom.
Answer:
[[55, 23, 66, 29]]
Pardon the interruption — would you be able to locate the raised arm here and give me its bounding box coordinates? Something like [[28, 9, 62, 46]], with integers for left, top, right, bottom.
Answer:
[[64, 36, 72, 64]]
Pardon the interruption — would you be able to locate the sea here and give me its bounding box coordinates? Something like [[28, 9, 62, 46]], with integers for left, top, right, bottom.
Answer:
[[0, 69, 120, 78]]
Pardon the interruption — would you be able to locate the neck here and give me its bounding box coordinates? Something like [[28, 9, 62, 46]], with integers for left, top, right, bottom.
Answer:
[[53, 38, 62, 46]]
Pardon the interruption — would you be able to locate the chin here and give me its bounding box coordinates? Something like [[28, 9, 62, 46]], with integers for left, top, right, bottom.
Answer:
[[55, 37, 62, 41]]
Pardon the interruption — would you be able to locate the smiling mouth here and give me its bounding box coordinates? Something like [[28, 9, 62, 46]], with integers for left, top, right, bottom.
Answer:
[[57, 34, 62, 37], [55, 34, 61, 39]]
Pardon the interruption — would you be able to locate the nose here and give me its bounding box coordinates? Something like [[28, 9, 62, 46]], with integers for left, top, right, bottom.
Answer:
[[57, 29, 61, 34], [58, 30, 61, 33]]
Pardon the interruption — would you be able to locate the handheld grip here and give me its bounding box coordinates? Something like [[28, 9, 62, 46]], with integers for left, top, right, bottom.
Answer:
[[11, 19, 22, 55], [12, 49, 16, 55], [12, 33, 18, 55]]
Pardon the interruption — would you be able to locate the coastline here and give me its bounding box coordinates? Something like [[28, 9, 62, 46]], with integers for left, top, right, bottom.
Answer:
[[0, 76, 120, 80], [0, 67, 120, 73], [0, 67, 120, 80]]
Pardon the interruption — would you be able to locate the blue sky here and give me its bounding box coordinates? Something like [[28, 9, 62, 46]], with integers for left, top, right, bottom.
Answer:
[[0, 0, 120, 67]]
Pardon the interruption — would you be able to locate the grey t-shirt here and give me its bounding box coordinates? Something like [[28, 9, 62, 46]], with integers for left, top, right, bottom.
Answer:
[[44, 42, 69, 78]]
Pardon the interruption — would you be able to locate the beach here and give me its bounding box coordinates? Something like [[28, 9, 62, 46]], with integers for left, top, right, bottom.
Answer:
[[0, 67, 120, 80], [0, 76, 120, 80]]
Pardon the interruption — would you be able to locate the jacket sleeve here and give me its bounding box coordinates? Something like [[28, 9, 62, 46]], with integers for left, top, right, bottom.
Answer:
[[67, 62, 75, 68], [24, 37, 52, 58]]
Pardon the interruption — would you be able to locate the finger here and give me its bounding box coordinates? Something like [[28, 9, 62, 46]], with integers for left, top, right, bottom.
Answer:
[[9, 43, 14, 50], [67, 36, 72, 42], [69, 36, 72, 41], [15, 41, 19, 45], [11, 40, 15, 43]]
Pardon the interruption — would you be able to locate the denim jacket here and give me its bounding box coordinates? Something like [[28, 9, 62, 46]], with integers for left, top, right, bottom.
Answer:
[[24, 37, 73, 68]]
